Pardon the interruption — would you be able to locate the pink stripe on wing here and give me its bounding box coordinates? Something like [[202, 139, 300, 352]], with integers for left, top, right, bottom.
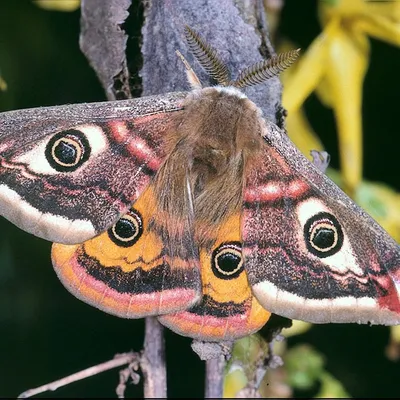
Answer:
[[66, 253, 198, 317], [127, 138, 161, 171], [108, 120, 129, 142], [108, 120, 162, 171], [244, 179, 309, 202]]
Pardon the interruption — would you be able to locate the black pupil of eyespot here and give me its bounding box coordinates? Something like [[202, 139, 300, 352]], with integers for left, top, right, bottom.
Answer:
[[313, 227, 335, 249], [54, 140, 78, 164], [115, 218, 136, 239], [304, 212, 343, 258], [218, 252, 241, 273], [45, 129, 90, 173]]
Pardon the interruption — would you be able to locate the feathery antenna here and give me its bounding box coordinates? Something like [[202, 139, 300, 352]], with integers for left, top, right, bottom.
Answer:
[[182, 26, 300, 89], [232, 49, 300, 88], [184, 26, 231, 86]]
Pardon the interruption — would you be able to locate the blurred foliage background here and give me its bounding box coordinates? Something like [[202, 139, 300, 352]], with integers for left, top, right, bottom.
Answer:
[[0, 0, 399, 398]]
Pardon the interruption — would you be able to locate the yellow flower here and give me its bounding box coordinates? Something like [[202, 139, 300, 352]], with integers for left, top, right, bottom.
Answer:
[[280, 46, 400, 243], [0, 74, 6, 92], [283, 0, 400, 195], [32, 0, 80, 12]]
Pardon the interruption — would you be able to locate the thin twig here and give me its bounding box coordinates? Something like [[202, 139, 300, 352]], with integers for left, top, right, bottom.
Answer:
[[141, 317, 167, 398], [116, 359, 141, 398], [17, 352, 139, 399], [192, 341, 232, 398], [205, 356, 226, 398]]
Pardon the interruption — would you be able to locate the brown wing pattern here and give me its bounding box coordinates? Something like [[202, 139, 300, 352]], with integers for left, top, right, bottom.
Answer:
[[0, 94, 186, 244], [242, 127, 400, 325]]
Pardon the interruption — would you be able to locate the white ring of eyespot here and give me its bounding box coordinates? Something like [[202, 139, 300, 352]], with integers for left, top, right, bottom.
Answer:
[[214, 247, 243, 276], [308, 218, 338, 252], [111, 213, 141, 242]]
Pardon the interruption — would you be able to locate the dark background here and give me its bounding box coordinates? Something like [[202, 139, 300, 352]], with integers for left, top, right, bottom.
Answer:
[[0, 0, 399, 397]]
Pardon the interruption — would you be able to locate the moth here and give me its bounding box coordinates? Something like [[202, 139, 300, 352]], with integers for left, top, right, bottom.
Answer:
[[0, 26, 399, 341]]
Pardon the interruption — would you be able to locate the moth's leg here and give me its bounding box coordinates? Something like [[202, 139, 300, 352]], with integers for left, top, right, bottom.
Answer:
[[310, 150, 330, 174], [175, 50, 202, 90]]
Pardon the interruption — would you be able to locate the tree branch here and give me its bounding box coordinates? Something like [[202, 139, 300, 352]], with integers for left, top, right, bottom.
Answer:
[[17, 352, 139, 399], [141, 317, 167, 398], [80, 0, 132, 100], [205, 357, 226, 398], [141, 1, 286, 398], [141, 0, 283, 123]]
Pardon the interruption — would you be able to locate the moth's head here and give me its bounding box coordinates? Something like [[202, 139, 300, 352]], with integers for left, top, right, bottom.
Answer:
[[179, 25, 300, 91]]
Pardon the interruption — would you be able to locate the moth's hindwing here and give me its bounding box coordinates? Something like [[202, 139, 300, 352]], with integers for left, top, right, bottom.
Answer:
[[51, 184, 202, 317], [0, 93, 186, 244], [159, 212, 270, 341], [243, 123, 400, 325]]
